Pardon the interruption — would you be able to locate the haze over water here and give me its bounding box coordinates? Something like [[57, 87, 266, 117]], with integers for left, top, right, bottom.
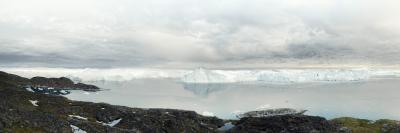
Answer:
[[65, 76, 400, 120]]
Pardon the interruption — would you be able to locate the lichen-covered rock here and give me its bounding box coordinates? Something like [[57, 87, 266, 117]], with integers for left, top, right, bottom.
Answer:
[[228, 115, 337, 133], [237, 108, 307, 118], [331, 117, 400, 133], [30, 77, 100, 91], [31, 77, 75, 88]]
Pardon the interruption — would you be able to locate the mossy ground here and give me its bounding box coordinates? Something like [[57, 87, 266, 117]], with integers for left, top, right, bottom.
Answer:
[[331, 117, 399, 133]]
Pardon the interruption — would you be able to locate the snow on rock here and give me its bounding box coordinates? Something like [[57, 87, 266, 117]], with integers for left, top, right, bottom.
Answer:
[[98, 118, 122, 127], [29, 100, 38, 106], [60, 90, 68, 94], [68, 115, 88, 120], [70, 125, 87, 133], [26, 87, 34, 92]]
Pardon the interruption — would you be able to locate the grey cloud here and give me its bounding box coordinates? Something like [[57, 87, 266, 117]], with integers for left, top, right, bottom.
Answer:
[[0, 0, 400, 68]]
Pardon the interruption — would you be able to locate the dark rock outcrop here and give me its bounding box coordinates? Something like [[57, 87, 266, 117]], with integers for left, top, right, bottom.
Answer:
[[30, 76, 100, 91], [0, 71, 30, 88], [228, 115, 337, 133]]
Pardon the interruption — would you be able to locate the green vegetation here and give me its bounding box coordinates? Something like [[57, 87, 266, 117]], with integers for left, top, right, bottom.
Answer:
[[331, 117, 399, 133], [2, 127, 45, 133]]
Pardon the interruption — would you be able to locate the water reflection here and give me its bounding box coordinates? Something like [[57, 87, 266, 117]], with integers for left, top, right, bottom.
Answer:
[[182, 83, 227, 97], [66, 78, 400, 120]]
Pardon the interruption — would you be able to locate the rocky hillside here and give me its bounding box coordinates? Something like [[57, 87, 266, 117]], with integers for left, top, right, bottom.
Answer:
[[0, 71, 224, 132], [0, 71, 100, 92], [0, 71, 399, 133], [30, 76, 100, 91]]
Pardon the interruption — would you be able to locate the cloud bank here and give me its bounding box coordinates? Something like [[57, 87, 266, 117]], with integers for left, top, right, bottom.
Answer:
[[0, 0, 400, 68]]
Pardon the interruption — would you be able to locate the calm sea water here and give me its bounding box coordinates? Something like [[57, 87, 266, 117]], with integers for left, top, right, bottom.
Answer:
[[65, 78, 400, 120]]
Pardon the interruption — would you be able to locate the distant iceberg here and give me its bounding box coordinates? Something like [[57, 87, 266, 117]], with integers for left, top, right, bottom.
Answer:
[[181, 68, 391, 83], [181, 67, 227, 83], [257, 69, 370, 83], [2, 67, 400, 83]]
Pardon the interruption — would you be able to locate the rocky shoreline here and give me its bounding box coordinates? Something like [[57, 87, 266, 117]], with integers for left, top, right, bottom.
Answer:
[[0, 71, 399, 133]]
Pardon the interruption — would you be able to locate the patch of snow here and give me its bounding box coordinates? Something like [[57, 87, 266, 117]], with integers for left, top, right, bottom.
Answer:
[[60, 90, 68, 94], [98, 118, 122, 127], [68, 115, 88, 120], [29, 100, 38, 106], [202, 111, 215, 116], [70, 125, 87, 133], [26, 87, 34, 92], [83, 92, 90, 95]]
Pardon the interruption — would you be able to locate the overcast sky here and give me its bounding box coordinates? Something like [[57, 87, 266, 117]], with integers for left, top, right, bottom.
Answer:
[[0, 0, 400, 68]]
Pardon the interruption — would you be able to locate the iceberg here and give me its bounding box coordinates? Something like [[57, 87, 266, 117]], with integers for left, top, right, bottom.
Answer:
[[257, 69, 370, 83], [181, 68, 228, 83], [181, 68, 376, 83], [2, 67, 400, 83]]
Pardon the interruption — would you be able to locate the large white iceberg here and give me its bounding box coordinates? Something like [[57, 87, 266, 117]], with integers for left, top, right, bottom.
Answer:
[[257, 69, 370, 83], [181, 68, 378, 83], [181, 68, 228, 83]]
